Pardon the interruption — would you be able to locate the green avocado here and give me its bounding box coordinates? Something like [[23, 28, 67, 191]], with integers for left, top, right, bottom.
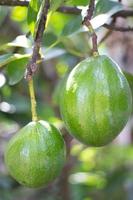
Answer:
[[5, 120, 66, 188], [60, 55, 132, 146]]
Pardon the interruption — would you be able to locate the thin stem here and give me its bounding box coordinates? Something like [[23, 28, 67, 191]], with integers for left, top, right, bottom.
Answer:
[[86, 0, 95, 20], [25, 0, 50, 122], [103, 24, 133, 32], [83, 0, 99, 56], [28, 78, 38, 122], [25, 0, 50, 80], [88, 22, 99, 56], [98, 30, 112, 46], [0, 0, 29, 6]]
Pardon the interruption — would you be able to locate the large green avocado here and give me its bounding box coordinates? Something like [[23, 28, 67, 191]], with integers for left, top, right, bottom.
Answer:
[[5, 120, 66, 188], [60, 55, 132, 146]]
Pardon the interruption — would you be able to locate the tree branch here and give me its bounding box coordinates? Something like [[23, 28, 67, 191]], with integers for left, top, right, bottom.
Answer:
[[83, 0, 98, 55], [112, 10, 133, 18], [86, 0, 95, 20], [1, 0, 133, 38], [25, 0, 50, 80], [0, 0, 133, 19], [98, 18, 116, 45], [0, 0, 29, 6], [57, 6, 80, 14], [103, 24, 133, 32], [99, 30, 112, 45]]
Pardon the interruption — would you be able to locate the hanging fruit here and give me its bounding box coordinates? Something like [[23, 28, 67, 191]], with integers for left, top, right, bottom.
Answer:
[[60, 55, 132, 146], [5, 120, 66, 188]]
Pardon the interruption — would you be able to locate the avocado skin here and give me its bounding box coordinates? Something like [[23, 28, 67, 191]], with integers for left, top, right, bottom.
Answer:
[[5, 120, 66, 188], [60, 55, 132, 146]]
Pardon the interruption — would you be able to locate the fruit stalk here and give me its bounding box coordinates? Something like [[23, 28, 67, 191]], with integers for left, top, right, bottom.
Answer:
[[28, 78, 38, 122], [83, 0, 99, 56], [85, 21, 99, 56]]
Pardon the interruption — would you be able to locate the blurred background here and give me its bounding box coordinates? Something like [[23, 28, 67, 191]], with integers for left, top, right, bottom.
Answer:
[[0, 0, 133, 199]]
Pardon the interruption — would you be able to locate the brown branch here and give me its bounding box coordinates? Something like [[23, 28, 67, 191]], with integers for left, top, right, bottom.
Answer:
[[103, 24, 133, 32], [0, 0, 81, 15], [98, 18, 116, 45], [45, 6, 133, 19], [60, 6, 133, 19], [99, 30, 113, 45], [25, 0, 50, 80], [86, 0, 95, 20], [0, 0, 133, 19], [0, 0, 29, 6], [57, 6, 80, 14], [83, 0, 98, 55], [112, 10, 133, 18], [0, 0, 133, 45], [0, 0, 81, 14]]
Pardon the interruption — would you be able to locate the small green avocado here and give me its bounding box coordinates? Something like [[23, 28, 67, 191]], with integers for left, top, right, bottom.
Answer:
[[5, 120, 66, 188]]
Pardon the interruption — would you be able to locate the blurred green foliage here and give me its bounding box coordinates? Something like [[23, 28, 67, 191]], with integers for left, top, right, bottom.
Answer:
[[0, 0, 133, 200]]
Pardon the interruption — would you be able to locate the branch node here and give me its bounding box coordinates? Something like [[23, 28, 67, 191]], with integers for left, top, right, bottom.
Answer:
[[25, 0, 50, 80]]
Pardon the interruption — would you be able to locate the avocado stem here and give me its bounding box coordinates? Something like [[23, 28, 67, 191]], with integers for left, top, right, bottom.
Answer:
[[82, 0, 99, 57], [28, 78, 38, 122], [87, 23, 99, 56]]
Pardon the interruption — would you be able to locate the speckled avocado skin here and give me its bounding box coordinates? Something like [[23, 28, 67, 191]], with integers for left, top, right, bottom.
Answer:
[[60, 55, 132, 146], [5, 120, 66, 188]]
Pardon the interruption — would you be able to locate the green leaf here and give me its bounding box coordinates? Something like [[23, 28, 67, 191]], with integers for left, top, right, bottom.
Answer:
[[0, 35, 31, 51], [8, 94, 30, 113], [11, 7, 27, 22], [6, 57, 29, 85], [61, 15, 82, 36], [65, 0, 89, 6], [0, 7, 8, 24], [47, 12, 73, 36], [43, 32, 58, 47], [0, 54, 29, 68], [86, 0, 123, 29], [52, 74, 68, 105], [50, 0, 64, 12], [42, 47, 66, 60], [8, 35, 31, 48], [95, 0, 123, 16], [0, 54, 13, 67], [27, 0, 41, 36], [38, 102, 55, 120], [34, 0, 47, 37], [61, 32, 91, 57]]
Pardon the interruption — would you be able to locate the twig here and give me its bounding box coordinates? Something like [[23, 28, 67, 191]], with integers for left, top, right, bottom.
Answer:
[[0, 0, 81, 14], [0, 0, 133, 19], [0, 0, 29, 6], [85, 0, 95, 20], [99, 30, 113, 45], [99, 9, 133, 46], [25, 0, 50, 80], [103, 24, 133, 32], [57, 6, 80, 14], [0, 0, 133, 42], [98, 18, 116, 45], [83, 0, 98, 55], [26, 0, 50, 121], [112, 10, 133, 18]]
